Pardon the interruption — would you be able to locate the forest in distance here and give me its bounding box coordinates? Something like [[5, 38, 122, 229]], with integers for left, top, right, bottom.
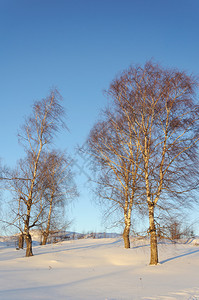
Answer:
[[0, 61, 199, 266]]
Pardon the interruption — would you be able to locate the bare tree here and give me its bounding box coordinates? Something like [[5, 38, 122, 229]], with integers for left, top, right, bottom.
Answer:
[[156, 213, 196, 241], [87, 110, 143, 248], [10, 89, 66, 256], [7, 154, 46, 250], [106, 61, 199, 264], [38, 150, 78, 245], [0, 161, 30, 247]]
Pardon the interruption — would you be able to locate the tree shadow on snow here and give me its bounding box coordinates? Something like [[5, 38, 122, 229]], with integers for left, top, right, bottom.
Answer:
[[132, 243, 150, 249], [160, 248, 199, 264], [0, 267, 129, 298]]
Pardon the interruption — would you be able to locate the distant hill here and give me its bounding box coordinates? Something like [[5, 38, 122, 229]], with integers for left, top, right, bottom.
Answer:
[[0, 230, 122, 247]]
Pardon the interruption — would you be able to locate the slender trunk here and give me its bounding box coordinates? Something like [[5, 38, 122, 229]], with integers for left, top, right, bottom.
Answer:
[[24, 139, 43, 256], [42, 194, 53, 245], [25, 232, 33, 257], [144, 139, 158, 265], [18, 233, 24, 249], [148, 204, 158, 265], [123, 214, 131, 248], [123, 225, 130, 248], [42, 232, 48, 245], [24, 205, 33, 257]]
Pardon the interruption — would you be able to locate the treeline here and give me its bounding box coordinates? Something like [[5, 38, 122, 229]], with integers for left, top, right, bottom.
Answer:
[[0, 61, 199, 265]]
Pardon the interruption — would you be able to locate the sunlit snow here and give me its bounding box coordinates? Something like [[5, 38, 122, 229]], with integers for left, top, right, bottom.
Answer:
[[0, 235, 199, 299]]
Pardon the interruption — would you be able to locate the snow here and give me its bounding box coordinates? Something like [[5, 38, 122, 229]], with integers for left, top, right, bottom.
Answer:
[[0, 236, 199, 299]]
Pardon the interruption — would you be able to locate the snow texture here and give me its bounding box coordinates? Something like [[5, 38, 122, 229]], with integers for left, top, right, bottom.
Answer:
[[0, 236, 199, 299]]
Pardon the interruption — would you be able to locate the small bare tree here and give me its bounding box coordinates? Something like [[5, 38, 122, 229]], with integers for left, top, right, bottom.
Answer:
[[38, 150, 78, 245], [8, 154, 46, 250], [107, 61, 199, 264]]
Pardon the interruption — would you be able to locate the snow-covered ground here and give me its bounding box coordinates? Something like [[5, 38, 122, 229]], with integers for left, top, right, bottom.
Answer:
[[0, 236, 199, 299]]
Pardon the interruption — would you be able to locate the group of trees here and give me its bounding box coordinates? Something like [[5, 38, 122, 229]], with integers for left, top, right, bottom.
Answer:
[[86, 62, 199, 265], [1, 90, 78, 256], [0, 62, 198, 265]]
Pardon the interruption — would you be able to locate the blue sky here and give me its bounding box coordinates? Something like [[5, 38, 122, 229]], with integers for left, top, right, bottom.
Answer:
[[1, 0, 199, 234]]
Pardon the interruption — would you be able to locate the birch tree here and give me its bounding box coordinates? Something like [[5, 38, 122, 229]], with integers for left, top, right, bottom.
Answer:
[[38, 150, 78, 245], [87, 110, 142, 248], [14, 89, 65, 256], [8, 154, 46, 249], [107, 61, 199, 264]]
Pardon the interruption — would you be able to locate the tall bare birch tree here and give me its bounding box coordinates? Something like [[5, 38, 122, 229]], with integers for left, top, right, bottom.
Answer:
[[87, 110, 142, 248], [14, 89, 65, 256], [107, 61, 199, 264]]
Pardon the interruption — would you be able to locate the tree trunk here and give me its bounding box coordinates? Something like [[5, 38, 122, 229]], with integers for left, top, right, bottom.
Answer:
[[42, 232, 48, 245], [41, 195, 53, 245], [18, 233, 24, 249], [25, 233, 33, 257], [24, 204, 33, 256], [148, 204, 158, 265], [123, 226, 130, 248], [123, 215, 131, 248]]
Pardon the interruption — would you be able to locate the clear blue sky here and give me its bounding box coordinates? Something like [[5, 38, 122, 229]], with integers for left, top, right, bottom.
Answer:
[[1, 0, 199, 234]]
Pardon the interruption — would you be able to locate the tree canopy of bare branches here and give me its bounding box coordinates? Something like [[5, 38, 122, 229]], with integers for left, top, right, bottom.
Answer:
[[88, 61, 199, 264], [9, 89, 67, 256], [38, 150, 78, 245], [87, 110, 143, 248]]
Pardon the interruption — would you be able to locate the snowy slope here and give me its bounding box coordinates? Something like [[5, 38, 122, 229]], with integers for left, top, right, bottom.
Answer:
[[0, 237, 199, 299]]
